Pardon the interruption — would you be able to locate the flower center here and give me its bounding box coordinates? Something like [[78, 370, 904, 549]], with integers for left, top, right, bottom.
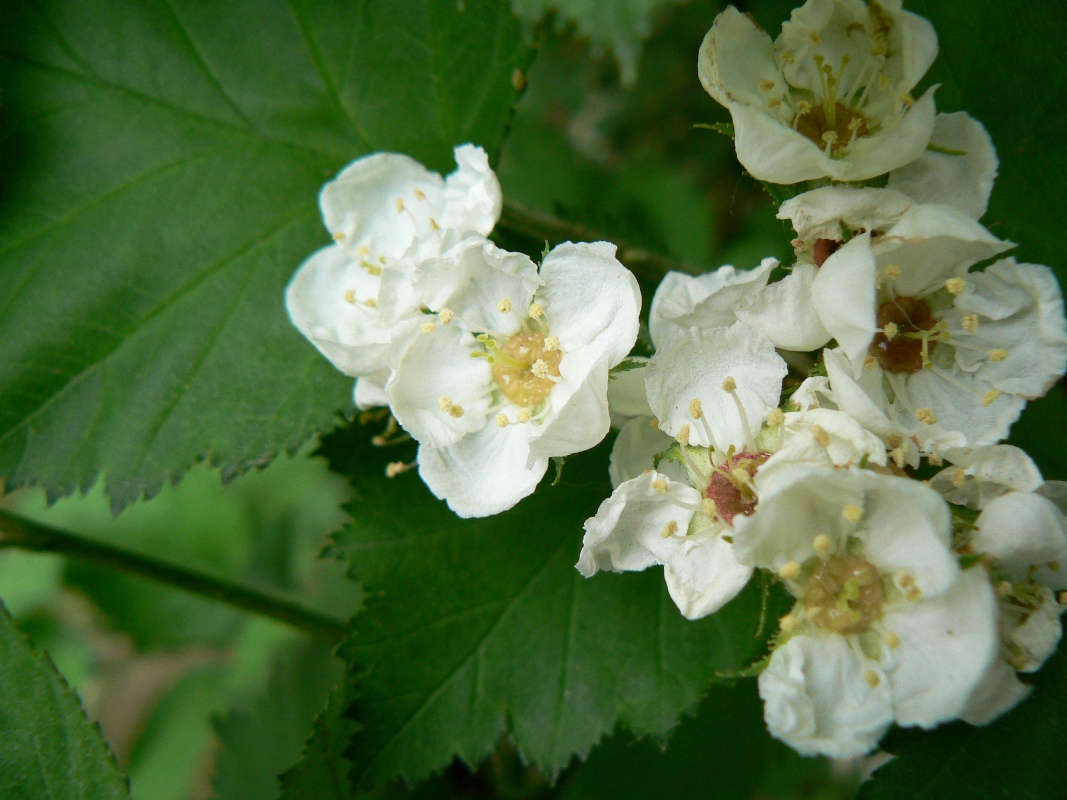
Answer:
[[803, 556, 884, 634], [705, 451, 770, 525], [795, 101, 869, 155], [869, 296, 939, 373], [490, 331, 561, 407]]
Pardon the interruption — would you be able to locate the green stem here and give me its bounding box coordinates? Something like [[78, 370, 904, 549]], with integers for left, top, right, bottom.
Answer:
[[0, 509, 348, 643], [498, 199, 702, 283]]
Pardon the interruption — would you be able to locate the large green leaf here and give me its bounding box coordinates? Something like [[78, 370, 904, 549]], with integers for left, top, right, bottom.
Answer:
[[0, 602, 130, 800], [321, 424, 777, 789], [859, 637, 1067, 800], [0, 0, 531, 510]]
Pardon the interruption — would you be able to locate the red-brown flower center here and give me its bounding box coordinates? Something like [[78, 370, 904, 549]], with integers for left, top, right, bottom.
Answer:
[[705, 451, 771, 525], [869, 296, 938, 373]]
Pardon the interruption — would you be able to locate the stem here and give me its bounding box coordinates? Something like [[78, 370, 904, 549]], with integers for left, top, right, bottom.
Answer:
[[498, 199, 702, 283], [0, 509, 348, 643]]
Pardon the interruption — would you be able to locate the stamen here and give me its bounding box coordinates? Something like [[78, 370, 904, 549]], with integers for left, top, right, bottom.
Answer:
[[497, 298, 512, 313], [420, 322, 436, 334], [915, 407, 937, 425], [448, 405, 465, 418], [385, 460, 415, 478], [333, 231, 346, 242], [842, 504, 863, 523], [364, 297, 378, 308], [439, 308, 454, 324], [812, 425, 831, 447], [766, 408, 785, 427], [883, 321, 899, 340], [780, 614, 800, 632], [495, 413, 509, 428], [883, 631, 901, 648], [528, 303, 544, 319], [676, 424, 691, 445], [863, 354, 878, 370], [652, 478, 670, 494], [945, 277, 966, 295], [414, 188, 426, 200], [864, 671, 881, 688], [779, 561, 801, 579], [438, 396, 453, 411], [722, 377, 736, 393], [356, 245, 370, 255], [690, 399, 704, 419], [758, 79, 776, 92], [530, 359, 552, 379], [889, 447, 906, 469], [395, 198, 405, 212], [960, 314, 979, 332], [821, 130, 838, 156], [701, 498, 718, 518], [660, 520, 679, 539], [516, 408, 533, 423], [543, 336, 560, 352], [996, 580, 1013, 597], [429, 217, 441, 231], [988, 348, 1009, 362], [344, 289, 356, 304], [951, 467, 967, 487], [813, 534, 833, 556], [982, 389, 1001, 406], [883, 264, 901, 281]]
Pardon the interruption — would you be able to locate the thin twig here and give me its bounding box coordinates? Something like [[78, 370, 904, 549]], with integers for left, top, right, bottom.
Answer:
[[498, 199, 703, 284], [0, 509, 348, 643]]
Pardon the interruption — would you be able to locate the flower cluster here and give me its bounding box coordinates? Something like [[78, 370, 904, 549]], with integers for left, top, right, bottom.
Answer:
[[579, 0, 1067, 759], [286, 146, 641, 517]]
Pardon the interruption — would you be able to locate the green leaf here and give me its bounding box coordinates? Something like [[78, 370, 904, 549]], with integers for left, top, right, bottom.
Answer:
[[0, 601, 130, 800], [214, 639, 343, 800], [511, 0, 686, 86], [0, 0, 532, 511], [859, 637, 1067, 800], [278, 669, 362, 800], [320, 424, 776, 789]]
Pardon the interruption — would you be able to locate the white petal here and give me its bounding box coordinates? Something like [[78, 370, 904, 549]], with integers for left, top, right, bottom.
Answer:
[[387, 324, 492, 448], [320, 152, 444, 261], [778, 186, 913, 245], [539, 241, 642, 366], [354, 371, 390, 410], [650, 260, 776, 348], [758, 633, 893, 759], [416, 424, 546, 518], [607, 358, 652, 428], [285, 244, 398, 376], [958, 660, 1031, 726], [888, 112, 998, 219], [929, 444, 1044, 507], [735, 264, 831, 351], [790, 376, 837, 412], [414, 237, 539, 334], [609, 416, 681, 488], [729, 100, 833, 184], [576, 472, 699, 576], [645, 322, 787, 451], [698, 6, 782, 109], [1011, 588, 1064, 672], [664, 535, 753, 619], [971, 492, 1067, 570], [881, 569, 999, 728], [770, 408, 887, 469], [526, 349, 612, 462], [440, 144, 502, 235], [811, 233, 877, 366], [950, 260, 1067, 399]]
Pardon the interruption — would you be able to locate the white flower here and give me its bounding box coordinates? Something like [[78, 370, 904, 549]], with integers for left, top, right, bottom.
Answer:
[[285, 144, 500, 378], [737, 467, 998, 757], [388, 241, 640, 517], [645, 322, 788, 452], [698, 0, 938, 183]]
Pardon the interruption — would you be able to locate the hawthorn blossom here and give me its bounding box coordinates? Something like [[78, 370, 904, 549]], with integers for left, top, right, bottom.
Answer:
[[285, 144, 501, 387], [737, 466, 998, 757], [387, 240, 640, 517], [698, 0, 938, 183], [926, 446, 1067, 724]]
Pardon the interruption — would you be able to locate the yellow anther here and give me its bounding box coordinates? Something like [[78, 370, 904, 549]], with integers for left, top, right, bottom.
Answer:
[[778, 561, 801, 580], [779, 614, 800, 632], [961, 314, 979, 332], [395, 198, 405, 212], [652, 478, 669, 494], [676, 424, 691, 445], [813, 534, 833, 556], [904, 585, 922, 602], [701, 498, 717, 517], [1049, 561, 1061, 572], [900, 93, 915, 107], [883, 321, 899, 340], [429, 217, 441, 231], [517, 408, 532, 423], [530, 359, 551, 379], [883, 631, 901, 649], [766, 408, 785, 427], [495, 413, 509, 428], [356, 245, 370, 255], [528, 303, 544, 319], [821, 131, 838, 143], [842, 504, 863, 523], [848, 116, 864, 131], [812, 425, 831, 447], [780, 51, 795, 64], [927, 452, 943, 466], [945, 277, 966, 295], [344, 289, 356, 304], [385, 461, 410, 478], [915, 407, 937, 425], [448, 404, 465, 418], [865, 670, 881, 688], [890, 447, 906, 469], [988, 348, 1009, 362], [689, 399, 704, 419], [997, 580, 1013, 597], [661, 520, 679, 538], [439, 308, 454, 324], [863, 354, 879, 370], [420, 321, 436, 334], [438, 396, 453, 411], [364, 297, 378, 308], [543, 336, 560, 351], [758, 79, 776, 92], [878, 74, 891, 90], [1058, 590, 1067, 605], [722, 376, 737, 393], [649, 417, 660, 429], [951, 467, 967, 487], [333, 231, 346, 242], [497, 298, 512, 313], [883, 264, 901, 280], [414, 188, 426, 200], [982, 389, 1001, 407]]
